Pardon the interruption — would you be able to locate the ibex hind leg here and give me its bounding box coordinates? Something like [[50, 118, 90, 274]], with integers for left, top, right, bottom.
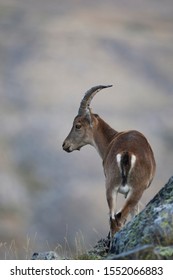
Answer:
[[106, 185, 119, 245], [123, 188, 139, 219], [106, 186, 118, 220], [106, 216, 121, 250], [130, 202, 139, 218], [116, 188, 144, 227]]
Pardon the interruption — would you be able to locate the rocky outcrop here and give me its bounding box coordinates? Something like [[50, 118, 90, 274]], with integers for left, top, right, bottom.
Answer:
[[31, 177, 173, 260], [108, 176, 173, 259]]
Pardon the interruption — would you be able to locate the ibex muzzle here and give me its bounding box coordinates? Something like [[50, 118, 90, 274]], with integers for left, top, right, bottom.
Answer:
[[62, 85, 156, 239]]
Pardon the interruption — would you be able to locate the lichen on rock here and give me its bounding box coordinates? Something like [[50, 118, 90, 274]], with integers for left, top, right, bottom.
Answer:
[[109, 176, 173, 259]]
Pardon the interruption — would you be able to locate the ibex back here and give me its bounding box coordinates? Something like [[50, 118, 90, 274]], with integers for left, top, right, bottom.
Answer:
[[62, 85, 156, 238]]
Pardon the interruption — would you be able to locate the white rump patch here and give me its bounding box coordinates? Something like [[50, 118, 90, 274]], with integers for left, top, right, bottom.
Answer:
[[116, 153, 121, 169], [116, 153, 136, 171], [131, 154, 136, 170]]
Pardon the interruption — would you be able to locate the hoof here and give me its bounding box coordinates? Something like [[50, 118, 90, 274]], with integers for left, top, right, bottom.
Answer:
[[109, 216, 121, 237]]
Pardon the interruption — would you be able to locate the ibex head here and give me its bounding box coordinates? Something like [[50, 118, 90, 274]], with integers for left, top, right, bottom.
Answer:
[[62, 85, 112, 153]]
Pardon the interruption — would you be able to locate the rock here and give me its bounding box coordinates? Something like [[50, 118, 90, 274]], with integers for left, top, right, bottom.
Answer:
[[108, 176, 173, 259], [153, 246, 173, 260], [88, 238, 110, 259], [31, 251, 60, 260], [107, 245, 173, 260], [107, 245, 155, 260]]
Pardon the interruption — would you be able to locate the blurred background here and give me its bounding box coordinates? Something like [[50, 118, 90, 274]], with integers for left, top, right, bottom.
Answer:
[[0, 0, 173, 259]]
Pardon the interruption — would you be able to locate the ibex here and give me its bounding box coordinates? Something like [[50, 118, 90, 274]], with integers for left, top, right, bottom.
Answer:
[[62, 85, 156, 238]]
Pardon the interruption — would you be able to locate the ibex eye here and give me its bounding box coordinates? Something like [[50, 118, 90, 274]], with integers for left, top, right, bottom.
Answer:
[[75, 123, 81, 129]]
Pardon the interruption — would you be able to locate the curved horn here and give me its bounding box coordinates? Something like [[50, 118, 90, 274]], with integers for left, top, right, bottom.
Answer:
[[78, 85, 113, 116]]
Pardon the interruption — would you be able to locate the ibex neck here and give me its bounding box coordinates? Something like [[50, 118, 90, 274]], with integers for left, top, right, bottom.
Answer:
[[92, 115, 117, 159]]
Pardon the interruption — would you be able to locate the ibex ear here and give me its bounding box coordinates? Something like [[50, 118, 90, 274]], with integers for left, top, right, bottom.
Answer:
[[85, 108, 93, 127]]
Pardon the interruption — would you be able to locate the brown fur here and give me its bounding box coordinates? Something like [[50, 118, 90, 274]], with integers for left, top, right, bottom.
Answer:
[[63, 100, 156, 239]]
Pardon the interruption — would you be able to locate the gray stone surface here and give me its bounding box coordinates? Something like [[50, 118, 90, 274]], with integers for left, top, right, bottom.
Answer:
[[32, 251, 60, 260], [108, 176, 173, 259]]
